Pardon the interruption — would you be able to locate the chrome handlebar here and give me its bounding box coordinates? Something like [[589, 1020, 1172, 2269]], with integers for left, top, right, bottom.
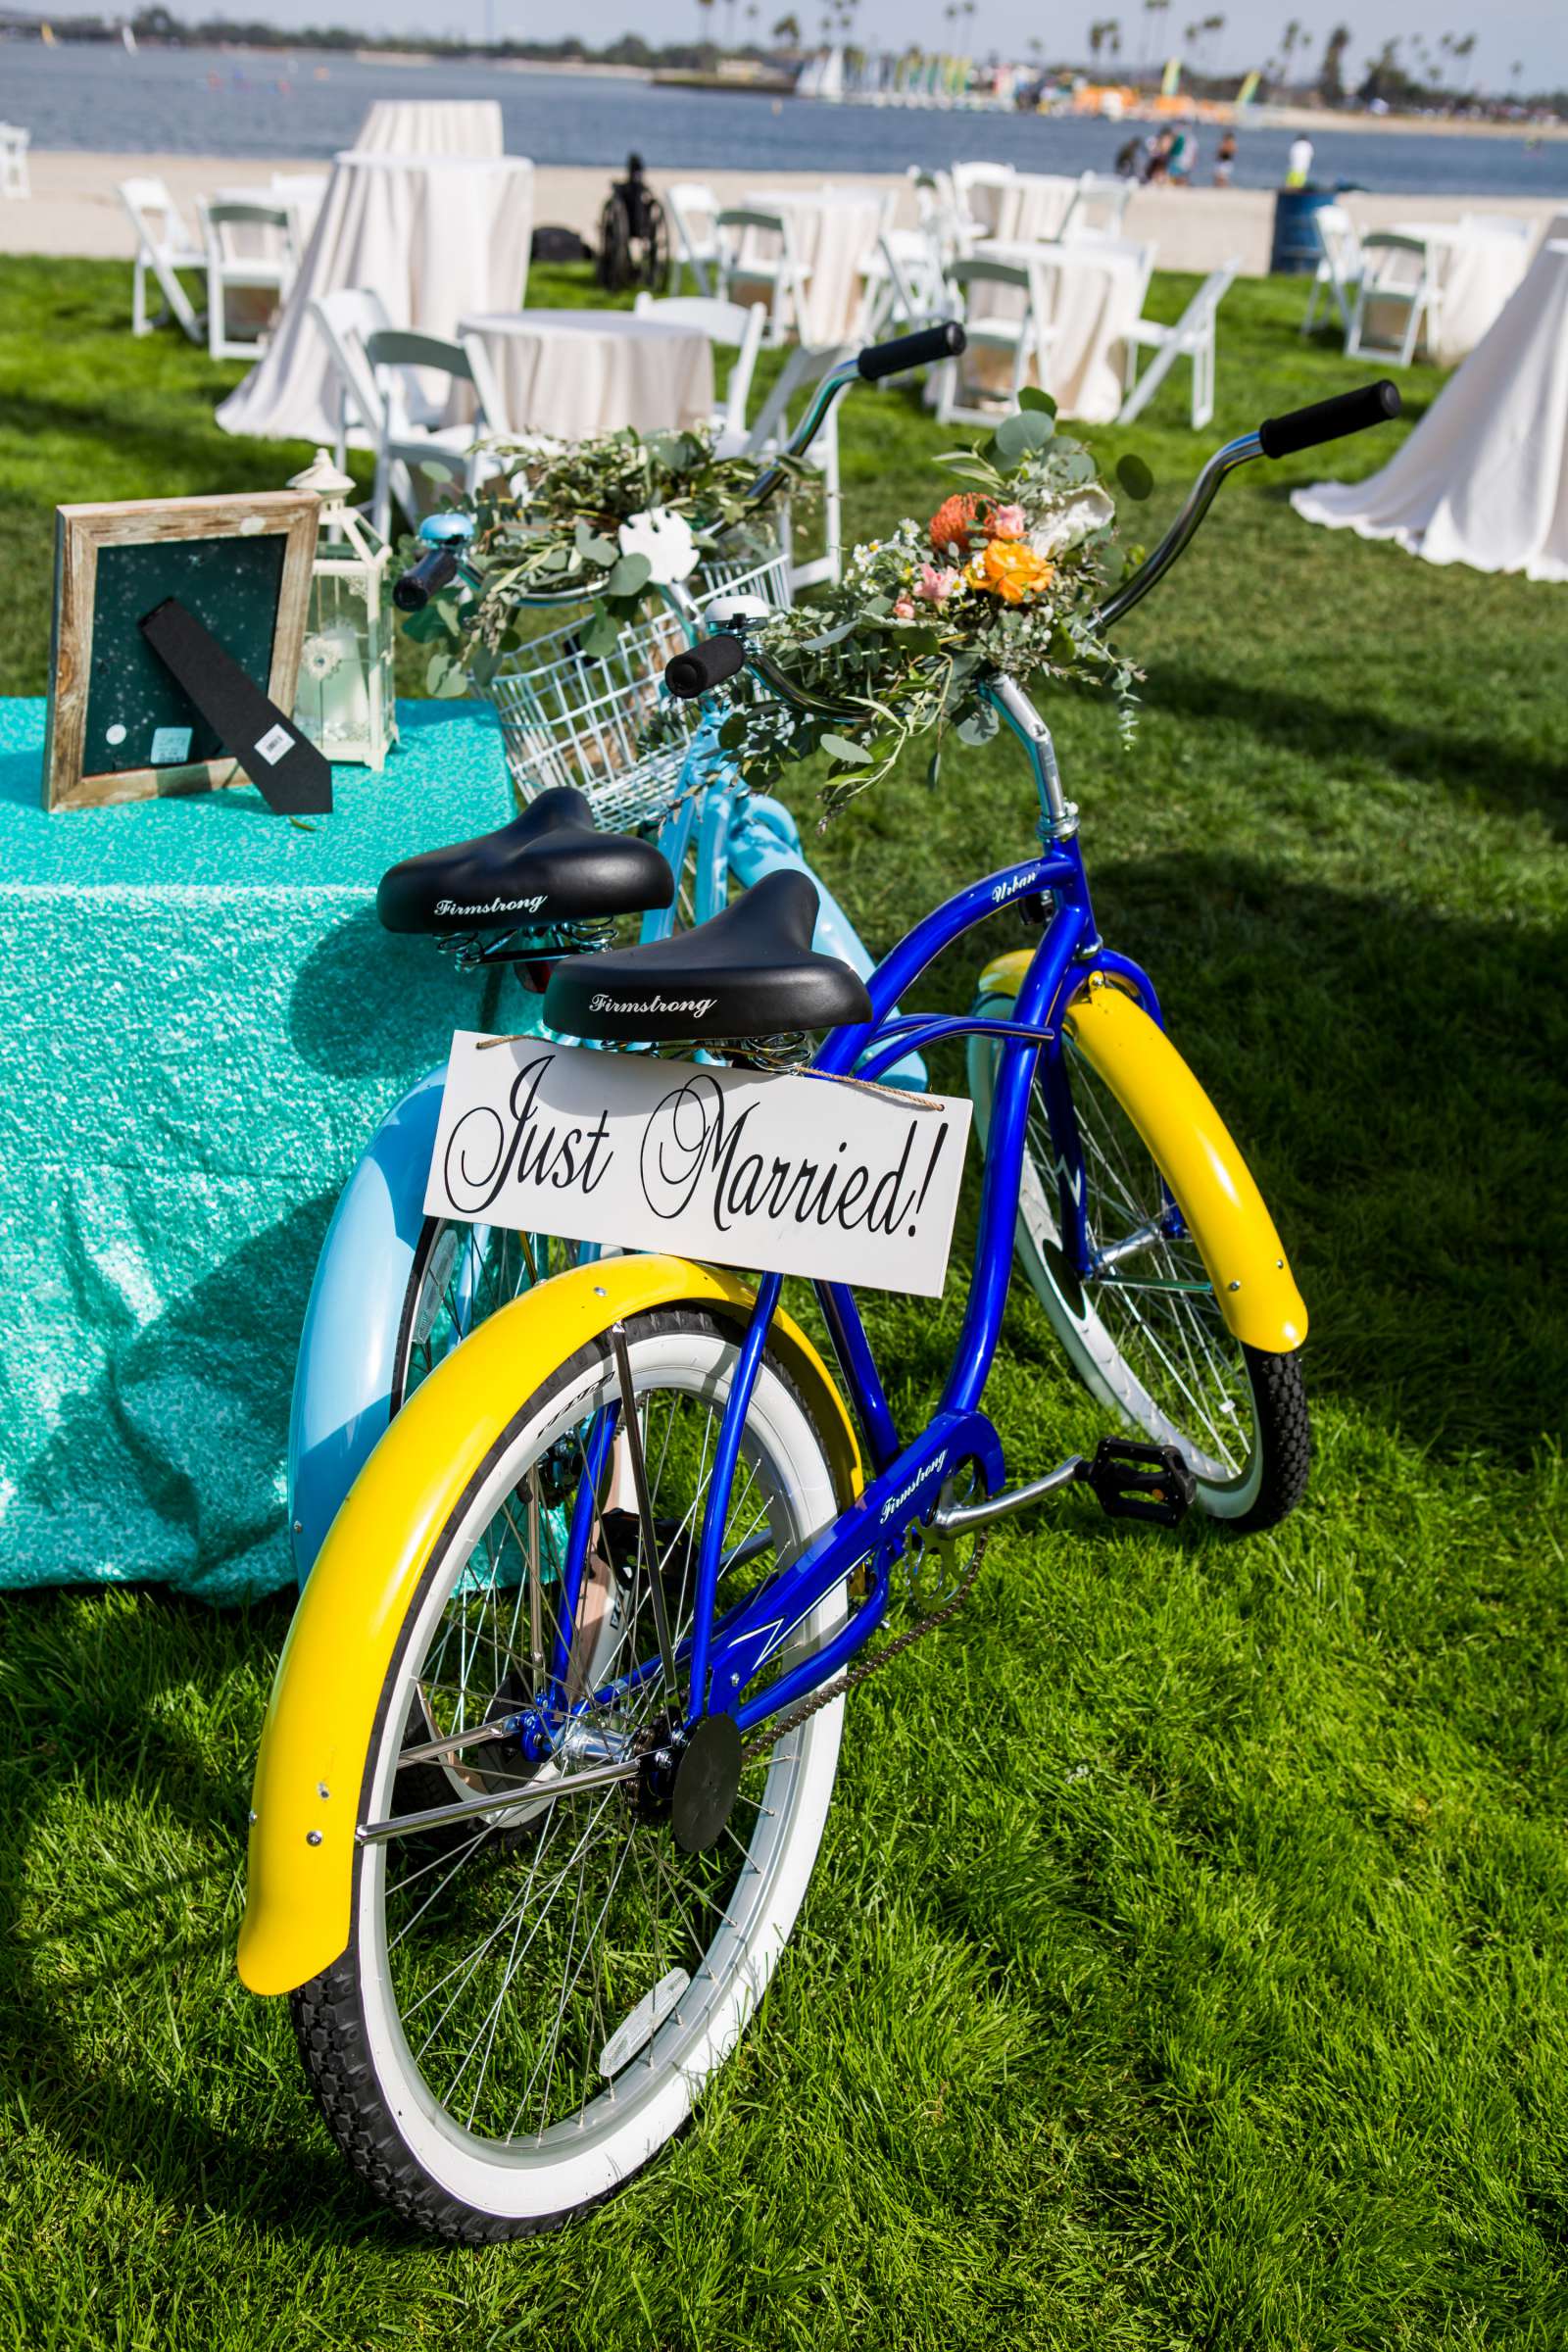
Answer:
[[1090, 429, 1263, 632]]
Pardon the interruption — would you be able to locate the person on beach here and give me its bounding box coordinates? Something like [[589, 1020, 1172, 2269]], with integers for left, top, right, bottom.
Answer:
[[1113, 133, 1144, 178], [1214, 129, 1237, 185], [1144, 129, 1173, 183], [1168, 124, 1196, 183], [1286, 132, 1314, 188]]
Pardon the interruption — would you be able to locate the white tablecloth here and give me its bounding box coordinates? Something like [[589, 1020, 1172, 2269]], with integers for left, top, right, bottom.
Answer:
[[1293, 238, 1568, 583], [457, 310, 714, 441], [972, 172, 1079, 246], [742, 188, 885, 343], [216, 149, 534, 445], [969, 239, 1148, 423], [355, 99, 504, 156], [1390, 219, 1532, 366]]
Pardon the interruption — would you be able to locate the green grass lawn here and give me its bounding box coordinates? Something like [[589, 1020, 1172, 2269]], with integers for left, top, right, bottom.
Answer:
[[2, 256, 1567, 2351]]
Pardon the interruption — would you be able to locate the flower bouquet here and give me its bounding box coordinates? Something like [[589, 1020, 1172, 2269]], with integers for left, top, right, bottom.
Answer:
[[699, 393, 1144, 815], [397, 426, 806, 700]]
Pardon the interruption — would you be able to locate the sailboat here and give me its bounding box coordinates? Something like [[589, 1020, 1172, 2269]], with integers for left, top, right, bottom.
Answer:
[[795, 45, 846, 101], [122, 22, 138, 49]]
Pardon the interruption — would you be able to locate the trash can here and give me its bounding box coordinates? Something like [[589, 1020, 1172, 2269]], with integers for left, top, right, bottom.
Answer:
[[1270, 186, 1336, 275]]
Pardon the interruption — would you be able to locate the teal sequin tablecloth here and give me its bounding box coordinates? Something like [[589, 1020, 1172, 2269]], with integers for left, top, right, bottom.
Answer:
[[0, 700, 509, 1603]]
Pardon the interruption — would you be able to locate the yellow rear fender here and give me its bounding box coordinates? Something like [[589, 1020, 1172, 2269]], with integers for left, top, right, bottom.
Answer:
[[974, 957, 1306, 1354], [237, 1255, 860, 1999]]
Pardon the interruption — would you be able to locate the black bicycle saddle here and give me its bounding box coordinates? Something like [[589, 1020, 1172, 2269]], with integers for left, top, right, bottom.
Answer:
[[543, 869, 872, 1043], [376, 787, 673, 935]]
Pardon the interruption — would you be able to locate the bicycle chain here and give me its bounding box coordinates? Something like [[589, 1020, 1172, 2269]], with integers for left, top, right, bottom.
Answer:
[[738, 1529, 990, 1767]]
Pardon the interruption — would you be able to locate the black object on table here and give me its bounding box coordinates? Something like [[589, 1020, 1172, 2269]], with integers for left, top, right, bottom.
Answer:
[[138, 598, 333, 816]]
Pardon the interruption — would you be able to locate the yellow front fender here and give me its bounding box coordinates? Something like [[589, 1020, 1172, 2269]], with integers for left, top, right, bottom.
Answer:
[[238, 1256, 860, 1999], [976, 951, 1306, 1355]]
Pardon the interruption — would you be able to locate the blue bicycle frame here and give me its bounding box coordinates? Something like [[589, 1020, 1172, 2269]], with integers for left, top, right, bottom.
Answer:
[[541, 691, 1162, 1750]]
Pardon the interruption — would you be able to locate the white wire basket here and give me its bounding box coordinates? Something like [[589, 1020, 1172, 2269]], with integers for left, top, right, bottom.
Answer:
[[482, 539, 792, 830]]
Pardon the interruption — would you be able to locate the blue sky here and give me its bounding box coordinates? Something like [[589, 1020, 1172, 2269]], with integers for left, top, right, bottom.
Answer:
[[46, 4, 1568, 91]]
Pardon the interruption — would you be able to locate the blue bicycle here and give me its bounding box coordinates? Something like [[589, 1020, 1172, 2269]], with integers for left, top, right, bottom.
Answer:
[[286, 329, 952, 1586], [240, 379, 1399, 2239]]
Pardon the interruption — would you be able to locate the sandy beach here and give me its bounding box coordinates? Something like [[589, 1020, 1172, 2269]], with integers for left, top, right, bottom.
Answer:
[[2, 150, 1558, 279]]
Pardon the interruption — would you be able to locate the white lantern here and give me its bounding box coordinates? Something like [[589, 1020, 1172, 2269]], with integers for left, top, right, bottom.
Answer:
[[288, 450, 397, 773]]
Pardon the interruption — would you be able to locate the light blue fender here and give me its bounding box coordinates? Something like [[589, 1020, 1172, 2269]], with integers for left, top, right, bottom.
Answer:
[[286, 1066, 446, 1587]]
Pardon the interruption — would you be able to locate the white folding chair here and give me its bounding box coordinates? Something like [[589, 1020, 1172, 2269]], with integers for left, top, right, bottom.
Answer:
[[270, 171, 329, 247], [1300, 203, 1364, 337], [310, 285, 393, 468], [117, 175, 205, 341], [1118, 261, 1237, 430], [936, 255, 1060, 426], [664, 180, 722, 297], [742, 342, 854, 590], [0, 123, 30, 201], [1346, 233, 1440, 369], [198, 197, 299, 363], [715, 207, 813, 345], [631, 292, 765, 449], [951, 160, 1014, 238], [364, 326, 509, 539], [856, 224, 952, 339], [1063, 172, 1134, 239]]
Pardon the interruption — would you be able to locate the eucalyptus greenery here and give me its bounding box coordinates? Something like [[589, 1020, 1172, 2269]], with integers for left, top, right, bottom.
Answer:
[[665, 391, 1148, 818], [396, 426, 806, 699]]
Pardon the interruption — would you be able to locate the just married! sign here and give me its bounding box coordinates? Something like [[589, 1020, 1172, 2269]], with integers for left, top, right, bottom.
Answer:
[[425, 1035, 973, 1298]]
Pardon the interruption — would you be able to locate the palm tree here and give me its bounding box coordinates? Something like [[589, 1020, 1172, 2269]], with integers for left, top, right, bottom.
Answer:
[[1279, 15, 1301, 87], [771, 5, 799, 39], [697, 0, 715, 42], [1317, 21, 1350, 101]]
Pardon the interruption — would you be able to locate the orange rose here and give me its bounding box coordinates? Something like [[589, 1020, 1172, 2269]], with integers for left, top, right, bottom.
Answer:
[[964, 539, 1054, 605], [929, 492, 983, 556]]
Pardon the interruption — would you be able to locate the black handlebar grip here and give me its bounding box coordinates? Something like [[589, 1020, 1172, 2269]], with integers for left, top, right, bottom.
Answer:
[[1257, 379, 1401, 461], [857, 319, 967, 381], [664, 632, 749, 700], [391, 545, 461, 613]]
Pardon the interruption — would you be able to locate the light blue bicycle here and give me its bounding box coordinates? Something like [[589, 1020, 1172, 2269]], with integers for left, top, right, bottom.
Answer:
[[286, 327, 960, 1586]]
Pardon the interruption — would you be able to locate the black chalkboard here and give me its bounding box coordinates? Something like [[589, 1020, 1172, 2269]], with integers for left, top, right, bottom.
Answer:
[[83, 532, 287, 778]]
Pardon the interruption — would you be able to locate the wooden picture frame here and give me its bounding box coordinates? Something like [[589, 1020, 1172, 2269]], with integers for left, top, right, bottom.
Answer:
[[43, 490, 318, 812]]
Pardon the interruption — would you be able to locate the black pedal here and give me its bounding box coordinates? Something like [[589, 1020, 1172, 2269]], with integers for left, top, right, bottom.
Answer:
[[1077, 1437, 1196, 1527]]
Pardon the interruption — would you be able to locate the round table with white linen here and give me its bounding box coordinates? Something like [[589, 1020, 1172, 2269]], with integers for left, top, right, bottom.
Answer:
[[355, 98, 504, 156], [457, 310, 715, 441], [1390, 219, 1533, 366], [743, 187, 886, 344], [216, 149, 534, 446], [1293, 237, 1568, 583], [968, 238, 1149, 423]]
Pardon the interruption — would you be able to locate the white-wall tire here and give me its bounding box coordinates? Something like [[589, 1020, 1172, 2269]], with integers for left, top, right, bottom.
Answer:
[[291, 1307, 850, 2241]]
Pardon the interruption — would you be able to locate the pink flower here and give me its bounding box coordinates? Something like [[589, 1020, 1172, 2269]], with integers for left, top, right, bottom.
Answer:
[[985, 503, 1028, 542], [915, 563, 959, 604], [893, 595, 916, 619]]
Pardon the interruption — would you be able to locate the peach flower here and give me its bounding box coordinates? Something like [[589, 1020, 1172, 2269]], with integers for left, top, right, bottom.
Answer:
[[965, 539, 1054, 605], [893, 595, 916, 619], [985, 503, 1028, 541]]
